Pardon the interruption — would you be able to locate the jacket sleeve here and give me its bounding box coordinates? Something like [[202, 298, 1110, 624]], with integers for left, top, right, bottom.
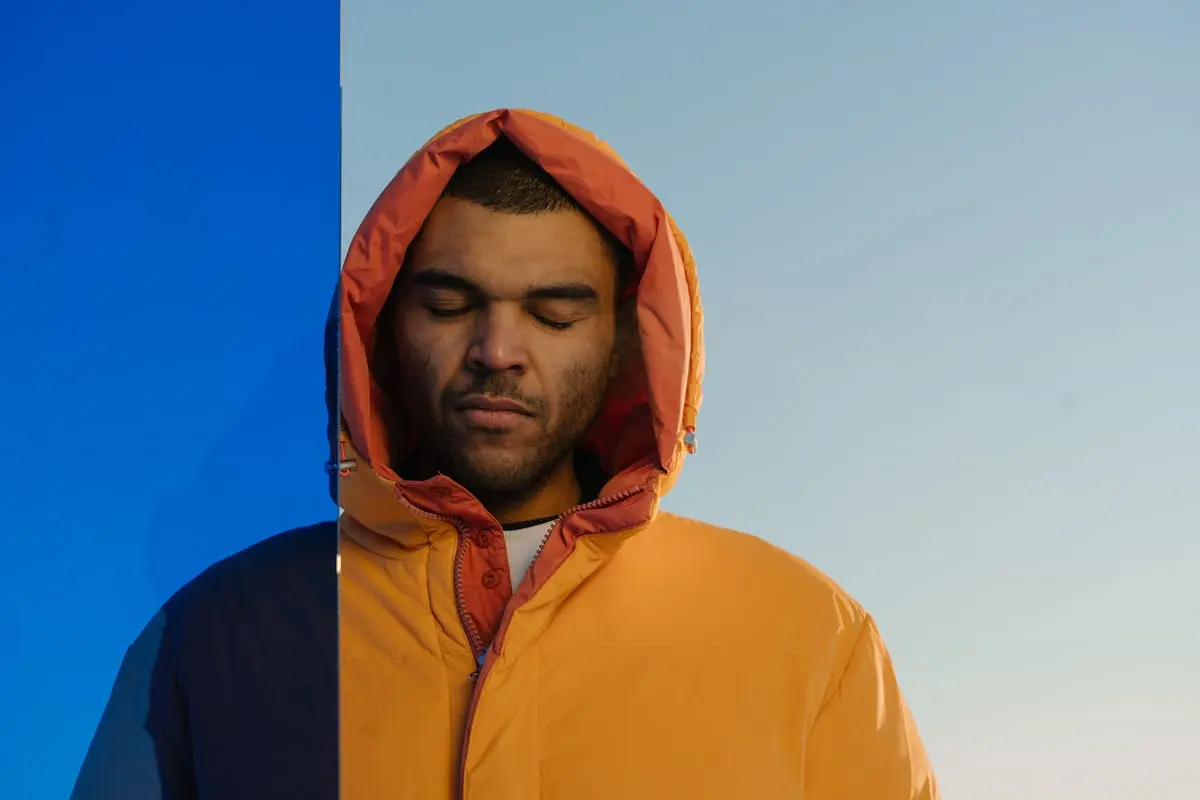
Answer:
[[804, 615, 939, 799], [69, 610, 196, 800]]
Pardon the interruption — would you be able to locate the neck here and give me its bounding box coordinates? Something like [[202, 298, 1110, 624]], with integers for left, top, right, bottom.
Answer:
[[487, 459, 581, 525], [401, 449, 591, 525]]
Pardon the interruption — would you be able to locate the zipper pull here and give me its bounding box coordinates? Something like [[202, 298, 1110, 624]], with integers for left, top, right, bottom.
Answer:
[[469, 646, 489, 681]]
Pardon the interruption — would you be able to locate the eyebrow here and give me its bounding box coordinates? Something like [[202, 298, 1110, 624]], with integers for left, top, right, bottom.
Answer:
[[526, 283, 599, 302], [410, 268, 479, 293], [410, 268, 599, 303]]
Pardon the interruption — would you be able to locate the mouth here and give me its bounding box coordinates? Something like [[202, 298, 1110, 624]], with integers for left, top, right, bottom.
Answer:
[[454, 394, 534, 430]]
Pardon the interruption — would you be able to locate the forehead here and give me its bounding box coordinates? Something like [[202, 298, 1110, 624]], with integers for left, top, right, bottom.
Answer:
[[407, 196, 615, 292]]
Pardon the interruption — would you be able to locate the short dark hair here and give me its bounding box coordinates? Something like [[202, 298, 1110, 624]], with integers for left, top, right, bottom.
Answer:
[[444, 137, 636, 298]]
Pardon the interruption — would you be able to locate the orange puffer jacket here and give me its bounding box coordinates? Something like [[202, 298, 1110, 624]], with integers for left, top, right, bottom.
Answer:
[[337, 109, 939, 800]]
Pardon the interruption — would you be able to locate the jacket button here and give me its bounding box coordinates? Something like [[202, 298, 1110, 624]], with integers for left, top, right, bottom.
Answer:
[[481, 570, 502, 589], [474, 530, 493, 548]]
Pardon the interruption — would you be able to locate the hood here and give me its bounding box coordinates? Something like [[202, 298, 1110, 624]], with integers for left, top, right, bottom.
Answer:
[[327, 109, 704, 527]]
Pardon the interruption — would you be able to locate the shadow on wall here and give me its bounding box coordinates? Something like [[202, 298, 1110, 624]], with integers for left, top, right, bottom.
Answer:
[[143, 326, 335, 602]]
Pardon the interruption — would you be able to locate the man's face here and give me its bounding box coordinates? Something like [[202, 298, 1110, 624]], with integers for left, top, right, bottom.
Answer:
[[391, 196, 620, 501]]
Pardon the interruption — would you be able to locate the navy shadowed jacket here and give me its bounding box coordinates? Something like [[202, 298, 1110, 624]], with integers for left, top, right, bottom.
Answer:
[[69, 291, 342, 799]]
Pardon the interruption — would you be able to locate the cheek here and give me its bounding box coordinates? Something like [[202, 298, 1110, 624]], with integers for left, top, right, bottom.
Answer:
[[396, 322, 462, 397], [544, 338, 615, 406]]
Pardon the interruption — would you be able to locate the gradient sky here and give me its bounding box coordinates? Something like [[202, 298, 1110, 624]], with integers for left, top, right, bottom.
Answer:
[[342, 2, 1200, 797]]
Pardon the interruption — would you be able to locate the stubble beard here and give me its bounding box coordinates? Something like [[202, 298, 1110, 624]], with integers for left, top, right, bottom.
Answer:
[[416, 360, 612, 510]]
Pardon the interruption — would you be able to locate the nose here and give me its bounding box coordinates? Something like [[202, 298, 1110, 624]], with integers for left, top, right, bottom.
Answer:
[[466, 304, 529, 374]]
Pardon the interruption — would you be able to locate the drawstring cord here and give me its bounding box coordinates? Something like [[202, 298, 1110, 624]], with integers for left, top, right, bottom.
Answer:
[[325, 440, 357, 476], [683, 425, 697, 454]]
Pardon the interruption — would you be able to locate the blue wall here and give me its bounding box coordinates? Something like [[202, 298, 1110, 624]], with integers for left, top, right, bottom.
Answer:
[[0, 3, 338, 797]]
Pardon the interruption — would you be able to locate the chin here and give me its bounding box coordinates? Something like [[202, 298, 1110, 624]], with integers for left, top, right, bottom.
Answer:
[[452, 451, 543, 493], [458, 448, 529, 477]]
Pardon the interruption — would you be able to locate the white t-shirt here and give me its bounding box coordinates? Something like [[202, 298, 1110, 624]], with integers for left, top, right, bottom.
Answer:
[[502, 518, 557, 591]]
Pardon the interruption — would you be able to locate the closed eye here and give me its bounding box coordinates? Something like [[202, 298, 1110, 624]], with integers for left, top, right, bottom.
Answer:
[[426, 304, 472, 318], [421, 287, 476, 319], [528, 298, 590, 331], [534, 314, 576, 330]]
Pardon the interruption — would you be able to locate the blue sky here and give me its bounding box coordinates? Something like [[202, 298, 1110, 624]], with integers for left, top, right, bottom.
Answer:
[[345, 2, 1200, 797], [1, 1, 336, 796]]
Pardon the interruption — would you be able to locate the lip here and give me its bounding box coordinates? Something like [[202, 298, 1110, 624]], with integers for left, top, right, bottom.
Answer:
[[456, 395, 532, 415], [455, 395, 533, 429]]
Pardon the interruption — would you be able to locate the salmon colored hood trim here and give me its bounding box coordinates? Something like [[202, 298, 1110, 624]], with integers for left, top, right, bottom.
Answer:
[[339, 109, 704, 514]]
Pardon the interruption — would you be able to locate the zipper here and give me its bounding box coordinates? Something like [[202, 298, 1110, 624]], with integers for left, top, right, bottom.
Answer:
[[456, 481, 653, 798], [453, 519, 487, 666], [393, 492, 486, 668], [497, 481, 650, 658], [464, 506, 574, 680]]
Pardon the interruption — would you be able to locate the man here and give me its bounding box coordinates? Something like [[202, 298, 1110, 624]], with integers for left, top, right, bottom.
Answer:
[[72, 109, 938, 799]]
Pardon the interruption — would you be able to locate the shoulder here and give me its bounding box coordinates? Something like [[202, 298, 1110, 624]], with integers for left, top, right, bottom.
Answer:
[[649, 512, 863, 602], [166, 522, 337, 609], [646, 511, 870, 639], [160, 522, 338, 655], [133, 523, 340, 794]]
